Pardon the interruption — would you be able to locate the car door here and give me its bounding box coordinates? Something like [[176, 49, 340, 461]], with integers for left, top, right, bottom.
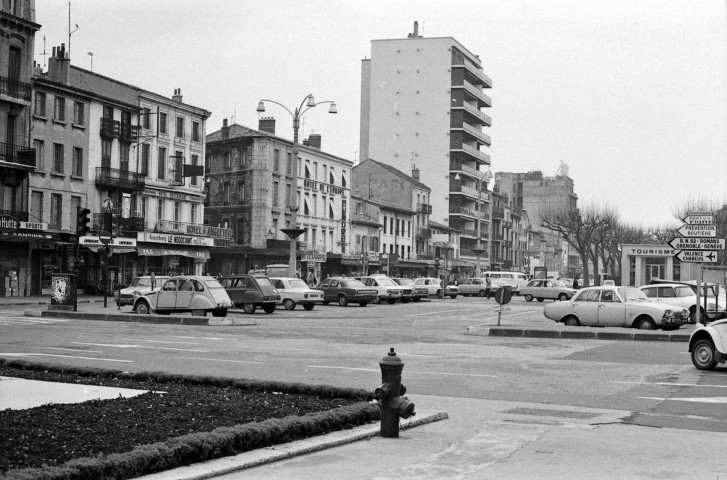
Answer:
[[325, 279, 339, 301], [157, 279, 178, 309], [572, 289, 600, 325], [226, 277, 247, 306], [175, 279, 194, 310], [597, 289, 626, 326]]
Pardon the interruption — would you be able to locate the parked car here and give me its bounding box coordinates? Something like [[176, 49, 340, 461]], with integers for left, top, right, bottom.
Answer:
[[392, 278, 428, 302], [315, 277, 377, 307], [544, 286, 688, 330], [269, 277, 323, 311], [220, 274, 280, 314], [132, 275, 233, 317], [116, 275, 170, 307], [521, 279, 577, 302], [639, 282, 724, 323], [482, 271, 529, 294], [357, 275, 406, 304], [413, 277, 458, 299], [688, 318, 727, 370], [458, 278, 489, 297]]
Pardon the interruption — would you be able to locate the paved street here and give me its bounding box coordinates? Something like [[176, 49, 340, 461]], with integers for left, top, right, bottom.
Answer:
[[1, 296, 726, 477]]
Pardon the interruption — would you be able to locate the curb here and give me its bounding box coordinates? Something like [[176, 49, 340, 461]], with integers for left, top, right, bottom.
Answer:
[[24, 310, 257, 326], [138, 410, 448, 480], [465, 325, 690, 342]]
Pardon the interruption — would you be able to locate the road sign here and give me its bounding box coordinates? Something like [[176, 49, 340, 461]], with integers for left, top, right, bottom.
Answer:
[[668, 237, 725, 251], [493, 305, 511, 312], [683, 214, 714, 225], [675, 250, 720, 263], [677, 224, 717, 237], [98, 231, 112, 245], [494, 287, 513, 305]]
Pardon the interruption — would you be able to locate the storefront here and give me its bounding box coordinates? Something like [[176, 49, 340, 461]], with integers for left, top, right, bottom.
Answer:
[[620, 244, 682, 287], [0, 215, 59, 296], [136, 232, 212, 277]]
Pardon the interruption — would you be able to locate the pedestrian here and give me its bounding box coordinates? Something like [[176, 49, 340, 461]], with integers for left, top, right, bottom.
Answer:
[[485, 273, 492, 299], [573, 277, 580, 289]]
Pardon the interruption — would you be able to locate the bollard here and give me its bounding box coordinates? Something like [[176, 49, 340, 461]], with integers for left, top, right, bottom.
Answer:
[[374, 347, 415, 437]]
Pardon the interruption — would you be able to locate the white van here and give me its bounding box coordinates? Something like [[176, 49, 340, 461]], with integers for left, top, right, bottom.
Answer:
[[482, 271, 529, 294]]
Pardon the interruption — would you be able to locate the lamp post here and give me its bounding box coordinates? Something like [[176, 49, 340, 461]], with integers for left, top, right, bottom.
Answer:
[[257, 94, 337, 278], [455, 171, 490, 277]]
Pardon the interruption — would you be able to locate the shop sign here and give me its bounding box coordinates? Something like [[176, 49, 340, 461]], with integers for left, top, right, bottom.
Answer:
[[301, 253, 326, 263], [622, 246, 676, 257], [20, 221, 47, 230], [0, 214, 20, 232], [137, 232, 214, 246], [80, 237, 138, 247]]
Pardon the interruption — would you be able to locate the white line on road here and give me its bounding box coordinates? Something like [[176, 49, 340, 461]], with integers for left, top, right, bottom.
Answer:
[[307, 365, 498, 378], [615, 381, 727, 389], [171, 336, 230, 341], [470, 309, 543, 326], [37, 347, 104, 353], [0, 352, 132, 363], [72, 342, 208, 353], [117, 338, 200, 345], [638, 396, 727, 404], [406, 308, 478, 317], [176, 356, 264, 364]]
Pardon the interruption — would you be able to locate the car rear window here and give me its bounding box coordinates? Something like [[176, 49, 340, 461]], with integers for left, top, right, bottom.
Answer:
[[204, 279, 224, 289]]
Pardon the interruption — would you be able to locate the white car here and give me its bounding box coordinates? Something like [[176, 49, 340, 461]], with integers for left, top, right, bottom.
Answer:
[[413, 277, 459, 299], [269, 277, 323, 311], [116, 275, 170, 307], [639, 283, 724, 323], [357, 275, 405, 304], [689, 318, 727, 370]]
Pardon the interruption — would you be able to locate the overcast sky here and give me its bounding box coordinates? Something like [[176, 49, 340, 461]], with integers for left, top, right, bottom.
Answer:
[[35, 0, 726, 227]]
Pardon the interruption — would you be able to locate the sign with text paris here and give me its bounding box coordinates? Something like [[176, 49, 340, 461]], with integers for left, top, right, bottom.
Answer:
[[682, 213, 714, 225]]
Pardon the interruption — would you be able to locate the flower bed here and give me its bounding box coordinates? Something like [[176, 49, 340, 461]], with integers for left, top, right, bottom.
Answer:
[[0, 359, 379, 480]]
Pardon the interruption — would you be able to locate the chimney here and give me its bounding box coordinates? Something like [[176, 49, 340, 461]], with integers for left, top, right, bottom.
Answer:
[[32, 60, 43, 77], [412, 166, 420, 181], [221, 118, 229, 139], [407, 21, 421, 38], [258, 116, 276, 135], [307, 133, 321, 149], [47, 44, 70, 84], [172, 88, 183, 102], [302, 138, 310, 146]]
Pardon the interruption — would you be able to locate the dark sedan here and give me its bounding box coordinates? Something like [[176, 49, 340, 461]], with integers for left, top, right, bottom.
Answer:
[[315, 277, 377, 307], [220, 274, 281, 314]]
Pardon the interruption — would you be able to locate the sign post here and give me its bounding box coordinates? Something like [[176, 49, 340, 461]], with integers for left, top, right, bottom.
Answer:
[[493, 287, 513, 326]]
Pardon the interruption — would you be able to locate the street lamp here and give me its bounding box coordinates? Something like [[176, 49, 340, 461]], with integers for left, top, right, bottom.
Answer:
[[454, 171, 490, 277], [257, 94, 337, 278]]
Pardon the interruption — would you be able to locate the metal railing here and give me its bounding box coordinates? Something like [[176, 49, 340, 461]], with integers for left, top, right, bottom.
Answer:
[[0, 75, 31, 102], [416, 203, 432, 214], [0, 142, 35, 167], [461, 101, 492, 126], [454, 143, 491, 164], [100, 117, 120, 139], [95, 167, 146, 190], [0, 208, 28, 221], [147, 219, 233, 239], [452, 57, 493, 87], [462, 122, 492, 146], [417, 227, 432, 238]]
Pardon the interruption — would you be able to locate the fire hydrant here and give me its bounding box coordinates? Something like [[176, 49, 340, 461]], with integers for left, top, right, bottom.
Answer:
[[374, 347, 415, 437]]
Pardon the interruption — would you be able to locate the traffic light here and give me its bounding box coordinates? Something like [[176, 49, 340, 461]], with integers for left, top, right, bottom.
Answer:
[[104, 246, 112, 258], [434, 258, 441, 270], [76, 207, 91, 236]]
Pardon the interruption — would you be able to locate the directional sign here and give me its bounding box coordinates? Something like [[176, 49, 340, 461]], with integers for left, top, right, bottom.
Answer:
[[675, 250, 720, 263], [683, 214, 714, 225], [677, 224, 717, 237], [668, 237, 725, 251]]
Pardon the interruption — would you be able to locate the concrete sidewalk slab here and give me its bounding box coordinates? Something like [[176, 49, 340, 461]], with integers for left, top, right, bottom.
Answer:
[[23, 309, 257, 326], [466, 324, 691, 342]]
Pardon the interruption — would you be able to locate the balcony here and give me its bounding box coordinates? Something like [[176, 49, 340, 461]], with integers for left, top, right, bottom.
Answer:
[[147, 219, 233, 239], [416, 203, 432, 214], [461, 249, 490, 259], [451, 143, 491, 164], [449, 161, 490, 184], [100, 117, 120, 139], [492, 232, 505, 242], [0, 208, 28, 221], [95, 167, 146, 191], [0, 75, 31, 103], [92, 212, 145, 234], [417, 227, 432, 238], [450, 184, 491, 202], [451, 56, 493, 88], [492, 206, 504, 219], [119, 123, 139, 144], [0, 142, 35, 169], [453, 80, 492, 108], [462, 122, 491, 146], [350, 212, 381, 227]]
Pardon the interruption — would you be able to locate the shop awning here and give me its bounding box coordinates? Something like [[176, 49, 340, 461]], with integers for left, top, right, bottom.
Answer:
[[137, 245, 210, 260]]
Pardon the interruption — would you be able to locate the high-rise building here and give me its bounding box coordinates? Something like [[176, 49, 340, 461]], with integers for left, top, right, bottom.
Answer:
[[359, 22, 493, 272]]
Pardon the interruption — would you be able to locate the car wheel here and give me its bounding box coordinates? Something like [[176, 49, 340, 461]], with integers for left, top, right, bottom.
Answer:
[[691, 339, 718, 370], [338, 295, 349, 307], [322, 301, 330, 305], [191, 309, 206, 317], [283, 299, 296, 310], [402, 298, 410, 303], [387, 299, 396, 304], [135, 301, 150, 315], [303, 304, 315, 311], [450, 295, 458, 299], [359, 301, 368, 307], [212, 308, 228, 318], [242, 303, 256, 314], [478, 290, 486, 297], [436, 289, 442, 297], [564, 316, 580, 327], [262, 304, 276, 314], [689, 307, 707, 324], [412, 297, 421, 302], [558, 293, 568, 301], [524, 294, 533, 302], [638, 317, 656, 330], [373, 297, 382, 305], [537, 298, 544, 302]]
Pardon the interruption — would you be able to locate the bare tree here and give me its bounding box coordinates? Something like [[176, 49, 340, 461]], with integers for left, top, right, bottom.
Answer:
[[588, 204, 619, 282], [540, 205, 596, 286]]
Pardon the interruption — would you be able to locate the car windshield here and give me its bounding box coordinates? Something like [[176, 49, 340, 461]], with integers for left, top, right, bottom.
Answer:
[[255, 277, 274, 288], [376, 278, 397, 286], [287, 279, 308, 289], [204, 279, 225, 289], [395, 278, 413, 285], [130, 278, 146, 287], [341, 279, 366, 288], [618, 287, 647, 302]]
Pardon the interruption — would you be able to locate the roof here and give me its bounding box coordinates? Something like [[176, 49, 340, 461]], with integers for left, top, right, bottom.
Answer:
[[355, 158, 430, 192], [428, 220, 459, 234]]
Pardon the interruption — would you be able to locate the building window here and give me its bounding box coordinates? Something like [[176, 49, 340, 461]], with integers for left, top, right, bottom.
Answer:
[[50, 194, 62, 229], [159, 112, 167, 134], [157, 147, 166, 179], [157, 199, 164, 223], [329, 168, 335, 185], [34, 91, 46, 116], [53, 96, 65, 121], [192, 121, 200, 142], [342, 172, 347, 188], [273, 181, 279, 207], [141, 143, 150, 176], [383, 215, 387, 234], [286, 152, 292, 174], [31, 191, 43, 222], [176, 116, 184, 138], [273, 149, 280, 171], [191, 204, 197, 224], [120, 144, 130, 171], [33, 139, 44, 169], [191, 154, 199, 186], [103, 105, 113, 119], [101, 139, 112, 168], [53, 143, 64, 174], [237, 181, 245, 204], [224, 152, 231, 170], [73, 101, 84, 125], [142, 107, 151, 129], [70, 196, 81, 229], [72, 147, 83, 177], [141, 196, 148, 220]]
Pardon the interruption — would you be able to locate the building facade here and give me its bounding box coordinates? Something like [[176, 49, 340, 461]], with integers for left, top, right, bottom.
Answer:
[[0, 0, 39, 296], [359, 22, 493, 249]]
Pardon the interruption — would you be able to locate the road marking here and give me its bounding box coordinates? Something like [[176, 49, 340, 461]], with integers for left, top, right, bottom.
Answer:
[[0, 317, 69, 325], [470, 309, 543, 326], [72, 342, 208, 353], [307, 365, 498, 378], [171, 335, 230, 341], [638, 396, 727, 404], [406, 308, 479, 317], [176, 356, 264, 364], [37, 347, 103, 353], [118, 338, 200, 345], [615, 381, 727, 389], [0, 352, 132, 363]]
